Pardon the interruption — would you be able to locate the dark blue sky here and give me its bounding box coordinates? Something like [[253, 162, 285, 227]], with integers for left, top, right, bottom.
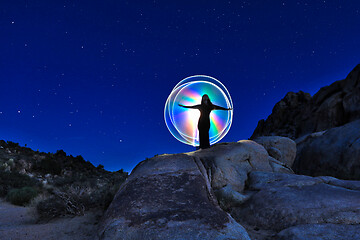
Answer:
[[1, 1, 359, 172]]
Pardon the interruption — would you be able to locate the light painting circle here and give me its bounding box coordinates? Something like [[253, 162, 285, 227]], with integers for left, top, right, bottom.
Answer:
[[164, 75, 233, 146]]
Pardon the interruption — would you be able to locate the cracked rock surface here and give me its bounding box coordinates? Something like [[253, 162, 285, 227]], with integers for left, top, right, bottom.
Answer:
[[98, 152, 251, 240], [98, 140, 291, 240], [294, 119, 360, 179], [232, 171, 360, 240], [98, 138, 360, 240]]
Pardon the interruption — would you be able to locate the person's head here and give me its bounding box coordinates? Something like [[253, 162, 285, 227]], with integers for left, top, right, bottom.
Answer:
[[201, 94, 212, 105]]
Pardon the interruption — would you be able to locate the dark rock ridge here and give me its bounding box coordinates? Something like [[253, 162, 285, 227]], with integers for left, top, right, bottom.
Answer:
[[251, 64, 360, 140], [250, 64, 360, 180]]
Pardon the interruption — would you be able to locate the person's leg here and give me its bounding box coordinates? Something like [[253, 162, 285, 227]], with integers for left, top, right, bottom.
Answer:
[[203, 131, 210, 148], [199, 129, 210, 149], [198, 119, 211, 149]]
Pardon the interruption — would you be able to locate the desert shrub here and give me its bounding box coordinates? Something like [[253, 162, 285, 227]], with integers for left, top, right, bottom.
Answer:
[[6, 141, 20, 149], [34, 163, 128, 221], [33, 156, 62, 175], [55, 149, 67, 158], [37, 196, 67, 220], [6, 186, 38, 206], [51, 173, 96, 187], [37, 191, 85, 221], [66, 184, 98, 209], [56, 181, 106, 210], [52, 175, 77, 187], [0, 170, 39, 197], [36, 173, 127, 221], [29, 192, 49, 207]]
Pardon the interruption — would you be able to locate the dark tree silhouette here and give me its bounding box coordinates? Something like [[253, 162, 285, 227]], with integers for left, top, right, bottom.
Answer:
[[179, 94, 232, 149]]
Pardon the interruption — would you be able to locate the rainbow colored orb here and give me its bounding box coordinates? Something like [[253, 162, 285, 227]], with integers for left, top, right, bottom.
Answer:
[[164, 75, 233, 146]]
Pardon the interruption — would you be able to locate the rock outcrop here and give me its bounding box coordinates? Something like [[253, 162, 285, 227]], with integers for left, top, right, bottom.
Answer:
[[98, 139, 294, 239], [231, 171, 360, 240], [294, 120, 360, 179], [250, 64, 360, 180], [98, 152, 251, 240], [251, 64, 360, 140], [252, 136, 296, 167], [99, 138, 360, 240]]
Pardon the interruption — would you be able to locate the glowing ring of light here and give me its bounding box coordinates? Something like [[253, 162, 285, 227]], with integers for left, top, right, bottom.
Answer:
[[164, 75, 233, 146]]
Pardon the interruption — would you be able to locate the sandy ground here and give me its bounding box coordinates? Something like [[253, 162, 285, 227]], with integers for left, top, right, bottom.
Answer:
[[0, 199, 100, 240]]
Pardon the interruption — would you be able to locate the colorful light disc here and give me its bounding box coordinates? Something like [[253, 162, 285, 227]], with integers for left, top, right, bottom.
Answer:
[[164, 75, 233, 146]]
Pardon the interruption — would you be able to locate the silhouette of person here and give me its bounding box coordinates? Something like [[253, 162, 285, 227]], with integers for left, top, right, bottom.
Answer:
[[179, 94, 232, 149]]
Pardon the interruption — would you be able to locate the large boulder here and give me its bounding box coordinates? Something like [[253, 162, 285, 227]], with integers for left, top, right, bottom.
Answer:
[[293, 120, 360, 179], [230, 171, 360, 239], [251, 64, 360, 140], [190, 141, 272, 194], [252, 136, 296, 167], [98, 153, 251, 240], [98, 139, 295, 239], [98, 139, 360, 240], [189, 140, 292, 209]]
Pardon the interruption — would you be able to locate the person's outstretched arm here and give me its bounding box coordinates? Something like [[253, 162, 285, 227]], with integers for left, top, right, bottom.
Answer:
[[178, 104, 201, 109], [213, 104, 232, 110]]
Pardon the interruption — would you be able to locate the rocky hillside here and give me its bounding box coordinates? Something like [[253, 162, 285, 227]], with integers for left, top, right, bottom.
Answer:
[[0, 140, 128, 220], [251, 64, 360, 139], [251, 64, 360, 180]]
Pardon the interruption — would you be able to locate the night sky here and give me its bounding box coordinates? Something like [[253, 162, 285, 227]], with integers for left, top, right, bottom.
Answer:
[[1, 1, 359, 172]]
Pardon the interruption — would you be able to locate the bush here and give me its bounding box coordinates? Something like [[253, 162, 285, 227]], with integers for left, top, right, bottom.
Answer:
[[55, 149, 67, 158], [6, 141, 20, 149], [37, 192, 85, 221], [37, 196, 66, 220], [6, 187, 38, 206], [34, 157, 62, 175], [36, 173, 127, 221], [52, 175, 77, 187], [0, 170, 39, 197]]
